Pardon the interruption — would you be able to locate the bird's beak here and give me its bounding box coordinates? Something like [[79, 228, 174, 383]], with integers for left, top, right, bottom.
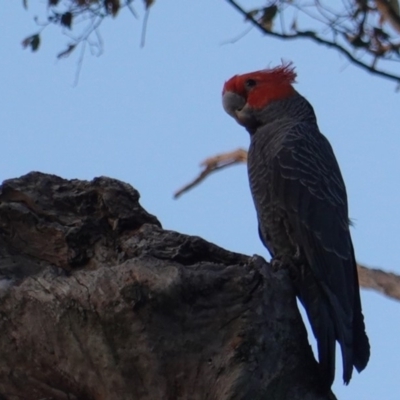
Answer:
[[222, 91, 246, 121]]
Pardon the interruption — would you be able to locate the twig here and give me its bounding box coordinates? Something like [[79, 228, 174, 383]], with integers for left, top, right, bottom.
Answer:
[[141, 8, 151, 48], [173, 148, 247, 198], [357, 263, 400, 301], [220, 25, 254, 45], [73, 41, 86, 87]]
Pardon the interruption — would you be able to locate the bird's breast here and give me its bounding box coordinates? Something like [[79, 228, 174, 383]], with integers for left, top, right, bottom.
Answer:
[[247, 130, 297, 257]]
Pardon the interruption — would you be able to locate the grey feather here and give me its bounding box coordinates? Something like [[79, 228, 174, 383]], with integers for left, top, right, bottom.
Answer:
[[246, 93, 370, 388]]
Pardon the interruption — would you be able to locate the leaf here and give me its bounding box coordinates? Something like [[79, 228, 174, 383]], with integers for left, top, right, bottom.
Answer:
[[60, 12, 73, 29], [373, 27, 390, 40], [31, 34, 40, 51], [259, 5, 278, 31], [21, 37, 30, 48], [244, 9, 258, 21], [143, 0, 155, 10], [49, 0, 59, 5], [353, 0, 368, 18], [23, 0, 28, 9], [21, 34, 40, 52], [346, 34, 369, 48], [104, 0, 120, 16], [57, 44, 76, 59], [389, 0, 400, 16]]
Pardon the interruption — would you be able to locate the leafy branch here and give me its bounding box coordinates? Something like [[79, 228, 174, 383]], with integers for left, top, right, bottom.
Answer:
[[225, 0, 400, 84], [20, 0, 400, 85], [21, 0, 153, 58]]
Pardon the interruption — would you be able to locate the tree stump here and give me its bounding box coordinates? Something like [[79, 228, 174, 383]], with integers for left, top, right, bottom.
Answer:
[[0, 172, 335, 400]]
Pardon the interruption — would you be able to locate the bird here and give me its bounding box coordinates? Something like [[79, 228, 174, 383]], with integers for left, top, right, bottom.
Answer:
[[221, 63, 370, 389]]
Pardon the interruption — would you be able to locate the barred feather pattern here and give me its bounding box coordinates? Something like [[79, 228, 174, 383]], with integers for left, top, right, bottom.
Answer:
[[246, 93, 370, 388]]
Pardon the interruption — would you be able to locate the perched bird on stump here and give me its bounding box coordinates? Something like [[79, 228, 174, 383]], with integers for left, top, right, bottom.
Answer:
[[222, 63, 370, 388]]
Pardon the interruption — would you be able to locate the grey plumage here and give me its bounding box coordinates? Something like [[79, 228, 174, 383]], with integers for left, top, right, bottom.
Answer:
[[223, 75, 370, 389]]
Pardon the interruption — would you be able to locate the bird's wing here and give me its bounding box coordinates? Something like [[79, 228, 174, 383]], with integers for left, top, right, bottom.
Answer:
[[271, 123, 356, 384]]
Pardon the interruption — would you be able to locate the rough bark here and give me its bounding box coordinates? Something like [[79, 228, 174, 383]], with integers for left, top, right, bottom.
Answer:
[[0, 172, 336, 400]]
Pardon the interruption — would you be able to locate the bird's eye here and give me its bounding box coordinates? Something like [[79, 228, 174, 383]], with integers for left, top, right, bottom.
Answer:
[[245, 79, 257, 89]]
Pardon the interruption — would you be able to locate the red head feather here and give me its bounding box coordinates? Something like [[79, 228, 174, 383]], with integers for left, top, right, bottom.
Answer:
[[223, 63, 297, 109]]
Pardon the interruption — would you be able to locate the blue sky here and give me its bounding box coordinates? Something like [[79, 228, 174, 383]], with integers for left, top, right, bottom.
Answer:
[[3, 1, 400, 398]]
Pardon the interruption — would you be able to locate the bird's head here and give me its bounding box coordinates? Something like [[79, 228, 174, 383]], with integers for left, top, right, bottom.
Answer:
[[222, 63, 297, 129]]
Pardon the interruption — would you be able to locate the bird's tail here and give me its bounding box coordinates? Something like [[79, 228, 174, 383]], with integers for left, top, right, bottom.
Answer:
[[350, 248, 370, 372], [352, 292, 370, 372], [293, 263, 354, 389]]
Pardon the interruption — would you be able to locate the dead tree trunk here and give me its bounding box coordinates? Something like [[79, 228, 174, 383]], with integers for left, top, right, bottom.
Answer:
[[0, 172, 335, 400]]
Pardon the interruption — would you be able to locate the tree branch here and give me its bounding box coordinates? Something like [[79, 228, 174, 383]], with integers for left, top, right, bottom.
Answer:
[[173, 148, 247, 198], [225, 0, 400, 84], [357, 263, 400, 301]]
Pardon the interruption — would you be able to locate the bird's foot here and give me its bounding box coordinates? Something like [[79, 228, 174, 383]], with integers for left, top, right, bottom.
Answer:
[[271, 256, 302, 283], [270, 258, 283, 272], [270, 256, 293, 272]]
